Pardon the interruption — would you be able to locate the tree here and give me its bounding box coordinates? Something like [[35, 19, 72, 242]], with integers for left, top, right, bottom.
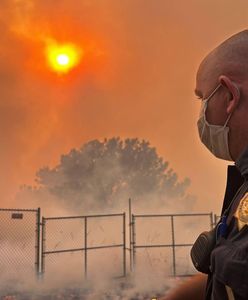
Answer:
[[29, 137, 193, 211]]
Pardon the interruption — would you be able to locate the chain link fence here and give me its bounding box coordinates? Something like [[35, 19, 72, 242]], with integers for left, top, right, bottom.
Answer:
[[0, 205, 220, 285], [0, 208, 41, 284]]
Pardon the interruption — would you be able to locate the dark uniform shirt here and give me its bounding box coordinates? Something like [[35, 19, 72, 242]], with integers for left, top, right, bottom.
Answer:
[[206, 147, 248, 300]]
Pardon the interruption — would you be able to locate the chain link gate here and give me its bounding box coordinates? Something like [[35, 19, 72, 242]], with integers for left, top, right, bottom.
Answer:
[[131, 212, 214, 277], [41, 213, 126, 284], [0, 208, 41, 283]]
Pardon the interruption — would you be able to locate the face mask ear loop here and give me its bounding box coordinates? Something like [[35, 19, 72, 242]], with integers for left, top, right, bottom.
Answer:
[[223, 82, 239, 128], [223, 112, 232, 128]]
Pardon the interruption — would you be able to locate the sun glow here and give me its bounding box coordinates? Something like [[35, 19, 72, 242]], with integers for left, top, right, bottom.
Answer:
[[46, 41, 82, 74]]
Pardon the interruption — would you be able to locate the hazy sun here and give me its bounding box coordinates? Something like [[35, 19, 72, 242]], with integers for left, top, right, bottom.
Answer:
[[46, 41, 82, 74]]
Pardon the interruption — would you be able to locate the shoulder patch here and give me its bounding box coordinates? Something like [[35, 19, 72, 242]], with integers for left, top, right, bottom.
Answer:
[[235, 192, 248, 231]]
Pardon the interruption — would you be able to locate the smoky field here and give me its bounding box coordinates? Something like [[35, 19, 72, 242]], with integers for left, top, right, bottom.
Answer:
[[0, 204, 213, 300], [0, 275, 177, 300]]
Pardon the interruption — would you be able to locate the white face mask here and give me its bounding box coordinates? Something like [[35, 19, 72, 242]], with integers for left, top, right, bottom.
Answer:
[[197, 83, 233, 161]]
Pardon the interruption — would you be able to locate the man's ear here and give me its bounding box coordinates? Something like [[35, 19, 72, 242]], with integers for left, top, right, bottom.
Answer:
[[219, 75, 240, 114]]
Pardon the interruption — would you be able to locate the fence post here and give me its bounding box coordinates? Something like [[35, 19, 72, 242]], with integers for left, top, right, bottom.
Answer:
[[84, 217, 88, 279], [35, 207, 41, 278], [123, 212, 126, 276], [129, 198, 132, 272], [41, 217, 46, 277], [132, 214, 136, 270], [171, 215, 176, 276]]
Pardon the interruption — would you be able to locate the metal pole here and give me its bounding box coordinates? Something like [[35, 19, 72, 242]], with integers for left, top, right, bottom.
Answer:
[[35, 208, 41, 278], [132, 214, 136, 270], [123, 212, 126, 276], [41, 217, 45, 276], [129, 198, 132, 272], [84, 217, 87, 279], [171, 215, 176, 276]]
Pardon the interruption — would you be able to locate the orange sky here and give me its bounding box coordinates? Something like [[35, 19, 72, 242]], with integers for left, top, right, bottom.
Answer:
[[1, 0, 248, 213]]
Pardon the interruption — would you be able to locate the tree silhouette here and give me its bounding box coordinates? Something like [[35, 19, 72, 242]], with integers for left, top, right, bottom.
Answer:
[[30, 137, 192, 210]]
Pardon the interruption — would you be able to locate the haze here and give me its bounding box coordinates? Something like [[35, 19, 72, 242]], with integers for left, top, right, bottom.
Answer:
[[1, 0, 248, 213]]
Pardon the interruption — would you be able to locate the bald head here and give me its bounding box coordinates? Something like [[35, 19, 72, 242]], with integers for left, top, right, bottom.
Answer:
[[197, 30, 248, 86]]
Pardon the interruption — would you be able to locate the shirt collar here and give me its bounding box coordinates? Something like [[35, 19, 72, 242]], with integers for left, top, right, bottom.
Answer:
[[235, 146, 248, 177]]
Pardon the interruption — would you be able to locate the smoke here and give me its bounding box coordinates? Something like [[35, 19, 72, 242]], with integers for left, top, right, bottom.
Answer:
[[1, 0, 237, 297], [0, 136, 204, 298], [1, 0, 234, 213], [0, 187, 207, 299], [1, 183, 201, 299]]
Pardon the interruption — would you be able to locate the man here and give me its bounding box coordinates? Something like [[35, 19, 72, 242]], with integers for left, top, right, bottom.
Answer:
[[161, 30, 248, 299]]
